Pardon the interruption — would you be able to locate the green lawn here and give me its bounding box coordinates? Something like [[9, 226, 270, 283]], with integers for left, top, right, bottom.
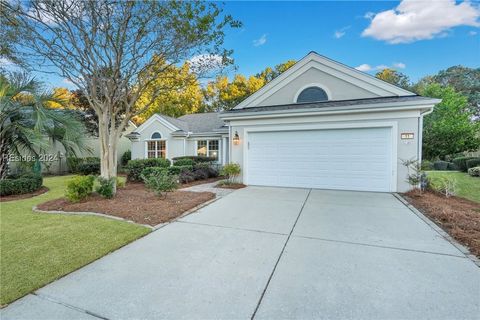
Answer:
[[0, 176, 150, 306], [426, 171, 480, 203]]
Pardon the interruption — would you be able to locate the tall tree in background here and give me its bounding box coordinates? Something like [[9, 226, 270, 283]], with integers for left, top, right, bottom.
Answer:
[[3, 0, 239, 194], [375, 68, 411, 90], [204, 60, 296, 111], [134, 58, 204, 123], [418, 83, 480, 160]]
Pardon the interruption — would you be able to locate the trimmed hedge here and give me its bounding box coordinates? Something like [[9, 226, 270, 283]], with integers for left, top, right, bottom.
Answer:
[[0, 173, 43, 196], [66, 157, 100, 173], [433, 160, 449, 171], [140, 167, 167, 180], [172, 156, 216, 164], [468, 166, 480, 177], [126, 158, 171, 181], [172, 158, 195, 166], [447, 162, 458, 171], [466, 158, 480, 170], [452, 157, 476, 172], [121, 150, 131, 167], [78, 160, 100, 175], [167, 165, 193, 175]]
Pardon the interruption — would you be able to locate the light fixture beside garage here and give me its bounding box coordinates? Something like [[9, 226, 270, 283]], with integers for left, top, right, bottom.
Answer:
[[233, 131, 240, 145]]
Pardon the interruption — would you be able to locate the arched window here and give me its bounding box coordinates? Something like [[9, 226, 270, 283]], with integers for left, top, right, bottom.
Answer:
[[296, 86, 328, 103], [151, 132, 162, 139]]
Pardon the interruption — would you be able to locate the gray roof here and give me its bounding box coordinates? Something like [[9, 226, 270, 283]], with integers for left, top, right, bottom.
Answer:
[[160, 112, 226, 134], [225, 95, 436, 114]]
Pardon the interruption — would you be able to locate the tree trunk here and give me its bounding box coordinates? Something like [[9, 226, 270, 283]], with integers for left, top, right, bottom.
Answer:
[[0, 137, 9, 180], [98, 112, 118, 194]]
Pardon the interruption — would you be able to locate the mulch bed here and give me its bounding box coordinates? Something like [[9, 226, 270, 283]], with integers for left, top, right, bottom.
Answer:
[[37, 183, 215, 226], [216, 183, 246, 190], [0, 187, 49, 202], [403, 190, 480, 258], [180, 177, 223, 188]]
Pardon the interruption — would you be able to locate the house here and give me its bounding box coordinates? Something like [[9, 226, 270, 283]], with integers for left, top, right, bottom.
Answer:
[[130, 52, 441, 192]]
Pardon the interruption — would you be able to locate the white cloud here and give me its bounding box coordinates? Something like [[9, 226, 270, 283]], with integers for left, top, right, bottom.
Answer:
[[469, 30, 478, 35], [362, 0, 480, 44], [334, 26, 350, 39], [253, 34, 267, 47], [188, 54, 226, 74], [355, 62, 407, 72]]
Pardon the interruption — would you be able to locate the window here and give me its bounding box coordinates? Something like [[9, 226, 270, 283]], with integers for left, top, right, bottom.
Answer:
[[147, 141, 166, 158], [296, 86, 328, 103], [197, 140, 219, 161], [151, 132, 162, 139]]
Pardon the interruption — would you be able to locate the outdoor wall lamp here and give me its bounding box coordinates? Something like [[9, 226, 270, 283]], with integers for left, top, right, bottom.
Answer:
[[233, 131, 240, 145]]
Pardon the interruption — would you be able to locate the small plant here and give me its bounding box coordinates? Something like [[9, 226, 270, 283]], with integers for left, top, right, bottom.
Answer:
[[65, 175, 95, 202], [95, 177, 116, 199], [430, 176, 457, 198], [220, 163, 241, 184], [468, 166, 480, 177], [116, 177, 126, 188], [143, 171, 178, 198], [121, 150, 131, 167], [401, 158, 423, 191]]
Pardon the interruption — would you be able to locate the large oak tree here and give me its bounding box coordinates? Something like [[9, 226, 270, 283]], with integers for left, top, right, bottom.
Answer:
[[2, 0, 239, 193]]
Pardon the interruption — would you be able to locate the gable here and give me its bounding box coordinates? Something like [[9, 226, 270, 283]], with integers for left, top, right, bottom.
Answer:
[[134, 114, 179, 141], [234, 52, 415, 109]]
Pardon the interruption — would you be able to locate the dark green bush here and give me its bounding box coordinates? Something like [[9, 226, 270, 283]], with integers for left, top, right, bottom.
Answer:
[[78, 160, 100, 175], [0, 173, 43, 196], [140, 167, 167, 180], [143, 171, 178, 198], [420, 160, 433, 171], [466, 158, 480, 170], [95, 177, 115, 199], [167, 165, 193, 175], [171, 156, 216, 164], [121, 150, 131, 167], [447, 162, 458, 171], [65, 175, 95, 202], [126, 158, 171, 181], [172, 158, 195, 166], [433, 160, 449, 171], [178, 171, 195, 184], [452, 157, 476, 172], [194, 163, 219, 178], [67, 157, 100, 173]]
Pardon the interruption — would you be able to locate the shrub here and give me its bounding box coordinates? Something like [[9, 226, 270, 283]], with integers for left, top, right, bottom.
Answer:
[[466, 158, 480, 170], [140, 167, 167, 180], [194, 163, 219, 178], [65, 175, 95, 202], [126, 158, 171, 181], [468, 166, 480, 177], [178, 171, 195, 184], [420, 160, 433, 171], [430, 176, 457, 198], [95, 177, 115, 199], [171, 156, 216, 164], [400, 159, 423, 190], [67, 157, 100, 173], [452, 157, 476, 172], [116, 177, 126, 188], [172, 158, 195, 166], [167, 165, 193, 175], [121, 150, 131, 167], [78, 160, 100, 175], [220, 163, 241, 184], [143, 171, 178, 198], [433, 160, 449, 171], [447, 162, 458, 171], [0, 173, 43, 196], [193, 167, 210, 180]]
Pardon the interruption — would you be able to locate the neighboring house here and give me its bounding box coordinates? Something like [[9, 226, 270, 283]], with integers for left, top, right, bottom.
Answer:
[[132, 52, 441, 193], [129, 113, 229, 164]]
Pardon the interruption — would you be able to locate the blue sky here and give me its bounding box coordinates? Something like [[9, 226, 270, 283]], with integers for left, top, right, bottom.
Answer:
[[19, 0, 480, 89]]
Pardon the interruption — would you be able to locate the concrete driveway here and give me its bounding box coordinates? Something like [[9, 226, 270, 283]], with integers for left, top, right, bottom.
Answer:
[[3, 187, 479, 319]]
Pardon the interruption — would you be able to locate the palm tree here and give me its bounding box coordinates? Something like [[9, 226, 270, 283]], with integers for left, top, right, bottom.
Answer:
[[0, 73, 89, 179]]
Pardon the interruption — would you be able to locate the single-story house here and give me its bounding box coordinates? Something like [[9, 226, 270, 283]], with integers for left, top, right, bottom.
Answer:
[[129, 52, 440, 193]]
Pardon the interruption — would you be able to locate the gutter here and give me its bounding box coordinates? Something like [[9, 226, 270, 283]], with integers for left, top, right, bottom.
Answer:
[[417, 104, 437, 162]]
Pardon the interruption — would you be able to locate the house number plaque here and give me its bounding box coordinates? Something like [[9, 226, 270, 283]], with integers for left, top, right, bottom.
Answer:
[[401, 132, 414, 140]]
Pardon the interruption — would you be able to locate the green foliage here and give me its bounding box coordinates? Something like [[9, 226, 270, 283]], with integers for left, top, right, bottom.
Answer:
[[140, 167, 167, 180], [220, 163, 241, 183], [116, 177, 126, 188], [167, 165, 194, 175], [468, 167, 480, 177], [77, 160, 101, 175], [452, 157, 477, 172], [121, 150, 131, 167], [466, 158, 480, 170], [433, 160, 449, 171], [430, 175, 457, 198], [171, 156, 216, 164], [143, 171, 178, 198], [447, 162, 458, 171], [0, 173, 43, 196], [173, 158, 196, 166], [400, 159, 423, 189], [65, 175, 95, 202], [126, 158, 171, 181], [95, 177, 115, 199], [375, 69, 411, 90], [419, 83, 480, 160], [421, 160, 433, 171], [67, 157, 101, 173]]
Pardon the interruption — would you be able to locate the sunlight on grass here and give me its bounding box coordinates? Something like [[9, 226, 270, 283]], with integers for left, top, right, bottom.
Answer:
[[0, 175, 150, 306], [426, 171, 480, 203]]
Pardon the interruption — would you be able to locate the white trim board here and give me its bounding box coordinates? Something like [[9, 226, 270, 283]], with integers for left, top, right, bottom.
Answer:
[[135, 114, 180, 133]]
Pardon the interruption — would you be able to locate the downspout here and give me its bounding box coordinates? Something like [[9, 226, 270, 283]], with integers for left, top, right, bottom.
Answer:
[[228, 121, 232, 164], [418, 108, 434, 162]]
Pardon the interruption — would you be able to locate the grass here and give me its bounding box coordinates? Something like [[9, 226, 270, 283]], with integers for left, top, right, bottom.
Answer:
[[426, 171, 480, 203], [0, 175, 150, 306]]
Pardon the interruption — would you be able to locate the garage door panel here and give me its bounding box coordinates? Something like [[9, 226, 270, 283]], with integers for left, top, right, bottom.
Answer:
[[246, 128, 393, 192]]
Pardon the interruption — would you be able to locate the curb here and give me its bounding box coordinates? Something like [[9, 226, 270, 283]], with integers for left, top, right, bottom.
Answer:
[[393, 193, 480, 267]]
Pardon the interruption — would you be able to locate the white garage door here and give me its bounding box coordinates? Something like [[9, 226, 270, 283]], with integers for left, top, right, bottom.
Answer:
[[246, 127, 393, 192]]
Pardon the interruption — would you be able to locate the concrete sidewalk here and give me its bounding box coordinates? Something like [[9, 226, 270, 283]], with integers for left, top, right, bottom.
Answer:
[[3, 187, 479, 320]]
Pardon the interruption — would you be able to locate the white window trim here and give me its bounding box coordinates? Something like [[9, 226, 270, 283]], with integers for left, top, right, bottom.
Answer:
[[293, 83, 331, 103], [145, 132, 168, 159], [195, 139, 221, 162]]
